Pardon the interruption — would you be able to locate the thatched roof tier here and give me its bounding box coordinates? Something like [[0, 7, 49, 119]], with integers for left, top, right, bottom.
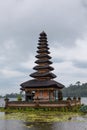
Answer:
[[33, 65, 54, 71], [37, 46, 49, 50], [38, 39, 47, 42], [37, 50, 50, 54], [38, 43, 48, 46], [30, 72, 56, 79], [39, 36, 47, 40], [35, 54, 51, 59], [20, 79, 64, 89], [35, 59, 52, 64], [37, 44, 48, 47]]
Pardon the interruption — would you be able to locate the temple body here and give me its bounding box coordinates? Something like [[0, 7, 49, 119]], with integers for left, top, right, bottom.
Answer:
[[20, 32, 64, 102]]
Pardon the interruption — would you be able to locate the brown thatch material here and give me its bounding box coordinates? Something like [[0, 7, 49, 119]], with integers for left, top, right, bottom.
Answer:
[[35, 59, 52, 64], [38, 43, 48, 46], [33, 65, 54, 71], [20, 79, 64, 89], [37, 46, 49, 50], [37, 44, 48, 48], [35, 54, 51, 59], [38, 39, 47, 42], [39, 36, 47, 40], [37, 50, 50, 53], [30, 72, 56, 78]]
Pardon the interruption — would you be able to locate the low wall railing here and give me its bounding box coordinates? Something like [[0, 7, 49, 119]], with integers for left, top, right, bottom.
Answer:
[[4, 97, 81, 108]]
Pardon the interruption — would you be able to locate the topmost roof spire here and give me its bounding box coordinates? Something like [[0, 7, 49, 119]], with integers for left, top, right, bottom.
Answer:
[[40, 31, 47, 36]]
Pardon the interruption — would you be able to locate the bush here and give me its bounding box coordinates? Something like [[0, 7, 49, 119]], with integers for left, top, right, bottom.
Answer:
[[80, 105, 87, 113], [17, 95, 22, 101]]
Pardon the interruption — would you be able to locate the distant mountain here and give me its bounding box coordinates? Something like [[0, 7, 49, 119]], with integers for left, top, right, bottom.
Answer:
[[62, 82, 87, 97]]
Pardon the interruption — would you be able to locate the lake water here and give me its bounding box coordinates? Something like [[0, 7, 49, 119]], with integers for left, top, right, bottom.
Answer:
[[0, 116, 87, 130], [0, 97, 87, 130], [0, 120, 87, 130]]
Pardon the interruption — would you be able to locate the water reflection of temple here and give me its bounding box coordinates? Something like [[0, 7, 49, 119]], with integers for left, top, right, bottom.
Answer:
[[20, 31, 64, 102]]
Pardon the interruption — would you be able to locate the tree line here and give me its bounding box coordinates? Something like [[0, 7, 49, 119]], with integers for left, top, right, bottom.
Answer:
[[62, 81, 87, 97]]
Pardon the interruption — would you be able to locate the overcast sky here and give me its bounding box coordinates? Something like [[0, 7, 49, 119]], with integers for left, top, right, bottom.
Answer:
[[0, 0, 87, 95]]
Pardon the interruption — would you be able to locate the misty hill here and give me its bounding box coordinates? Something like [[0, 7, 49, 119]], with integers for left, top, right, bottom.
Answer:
[[62, 82, 87, 97]]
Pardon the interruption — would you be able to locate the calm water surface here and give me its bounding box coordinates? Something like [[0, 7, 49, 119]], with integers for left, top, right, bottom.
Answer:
[[0, 97, 87, 130], [0, 119, 87, 130]]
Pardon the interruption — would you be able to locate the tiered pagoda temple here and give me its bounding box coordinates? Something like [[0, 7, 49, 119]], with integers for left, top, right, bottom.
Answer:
[[20, 31, 65, 102], [4, 32, 81, 109]]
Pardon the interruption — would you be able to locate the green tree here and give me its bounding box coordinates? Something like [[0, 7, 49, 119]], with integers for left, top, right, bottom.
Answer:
[[75, 81, 81, 86]]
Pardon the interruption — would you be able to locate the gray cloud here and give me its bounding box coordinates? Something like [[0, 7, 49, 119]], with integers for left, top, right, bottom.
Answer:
[[73, 60, 87, 69], [52, 58, 65, 63], [81, 0, 87, 8]]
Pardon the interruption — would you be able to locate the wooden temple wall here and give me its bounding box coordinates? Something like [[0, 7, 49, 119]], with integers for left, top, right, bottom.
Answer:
[[34, 90, 55, 102]]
